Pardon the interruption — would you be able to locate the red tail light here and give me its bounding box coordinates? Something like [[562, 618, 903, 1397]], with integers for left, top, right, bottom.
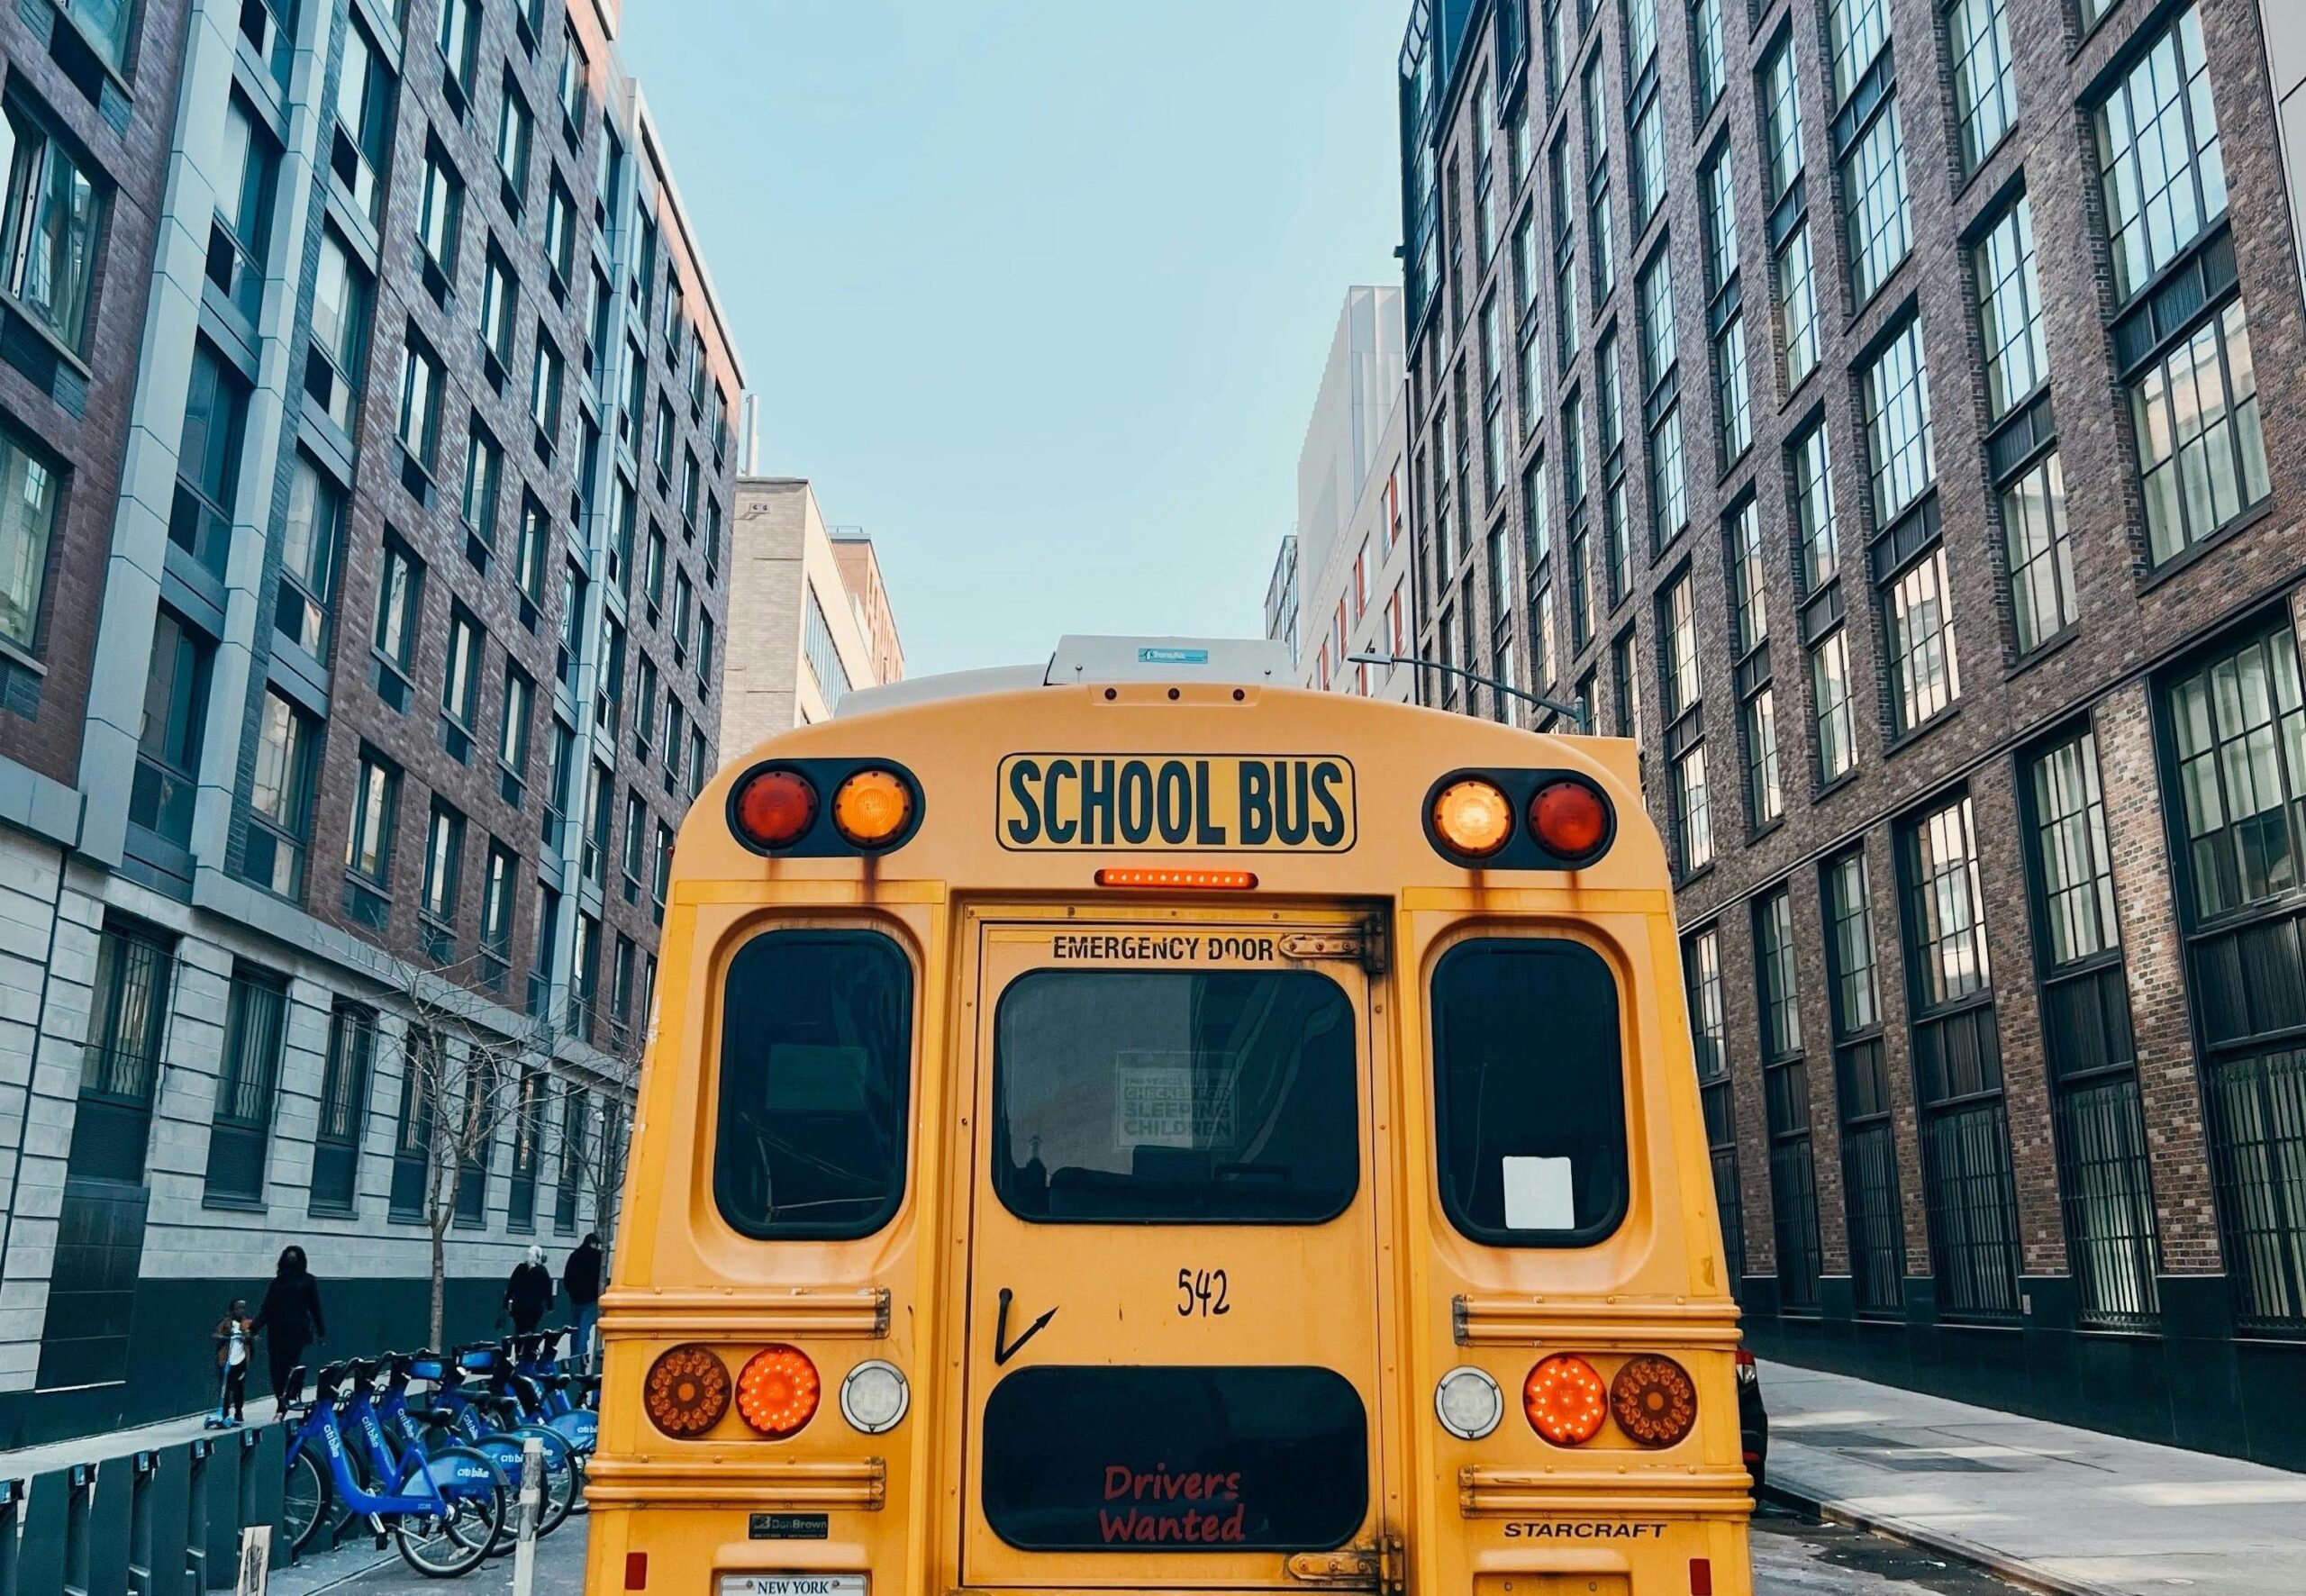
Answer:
[[1529, 777, 1611, 861], [625, 1552, 649, 1590], [732, 767, 818, 850]]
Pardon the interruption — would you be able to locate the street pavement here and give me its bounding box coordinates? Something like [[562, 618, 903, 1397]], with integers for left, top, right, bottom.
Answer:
[[1760, 1358, 2306, 1596]]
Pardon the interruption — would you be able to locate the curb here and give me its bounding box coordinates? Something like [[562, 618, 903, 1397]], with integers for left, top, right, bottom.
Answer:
[[1760, 1479, 2120, 1596]]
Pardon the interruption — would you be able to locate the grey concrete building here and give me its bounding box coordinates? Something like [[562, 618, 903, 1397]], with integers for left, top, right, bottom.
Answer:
[[0, 0, 744, 1448], [1398, 0, 2306, 1467]]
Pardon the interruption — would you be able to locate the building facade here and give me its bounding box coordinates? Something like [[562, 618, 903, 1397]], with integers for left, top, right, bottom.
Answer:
[[716, 476, 899, 756], [1264, 531, 1301, 667], [0, 0, 742, 1447], [1398, 0, 2306, 1466]]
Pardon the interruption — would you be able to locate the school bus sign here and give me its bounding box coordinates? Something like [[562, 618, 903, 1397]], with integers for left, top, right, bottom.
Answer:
[[996, 754, 1356, 852]]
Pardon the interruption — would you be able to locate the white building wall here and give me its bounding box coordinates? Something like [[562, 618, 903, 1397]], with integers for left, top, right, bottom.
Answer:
[[1296, 387, 1415, 703]]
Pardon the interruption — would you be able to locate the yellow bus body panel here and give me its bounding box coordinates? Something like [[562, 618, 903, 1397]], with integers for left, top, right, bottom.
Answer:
[[587, 683, 1751, 1596]]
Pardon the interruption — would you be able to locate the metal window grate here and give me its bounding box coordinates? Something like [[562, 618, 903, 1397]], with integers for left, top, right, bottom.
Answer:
[[1841, 1118, 1905, 1312], [1919, 1101, 2025, 1317], [2204, 1047, 2306, 1332], [1770, 1137, 1823, 1309], [2053, 1075, 2162, 1326]]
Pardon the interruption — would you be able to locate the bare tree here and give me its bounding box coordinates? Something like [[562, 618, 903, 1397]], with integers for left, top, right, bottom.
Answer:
[[571, 1013, 647, 1260], [380, 949, 558, 1347]]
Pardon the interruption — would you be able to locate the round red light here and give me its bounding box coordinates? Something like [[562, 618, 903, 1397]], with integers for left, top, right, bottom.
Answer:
[[1530, 779, 1611, 861], [733, 768, 818, 850], [1610, 1354, 1699, 1448]]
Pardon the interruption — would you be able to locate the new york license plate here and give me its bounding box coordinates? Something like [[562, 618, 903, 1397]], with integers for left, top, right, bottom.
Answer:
[[718, 1578, 865, 1596]]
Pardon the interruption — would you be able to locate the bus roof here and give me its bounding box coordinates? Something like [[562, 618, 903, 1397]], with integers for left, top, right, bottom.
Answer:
[[838, 638, 1294, 720]]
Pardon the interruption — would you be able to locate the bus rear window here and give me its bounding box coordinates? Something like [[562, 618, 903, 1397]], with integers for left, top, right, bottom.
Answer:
[[714, 930, 912, 1239], [1430, 939, 1626, 1245], [994, 969, 1357, 1223]]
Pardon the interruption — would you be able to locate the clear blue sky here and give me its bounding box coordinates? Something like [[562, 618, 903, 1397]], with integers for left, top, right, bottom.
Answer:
[[618, 0, 1406, 676]]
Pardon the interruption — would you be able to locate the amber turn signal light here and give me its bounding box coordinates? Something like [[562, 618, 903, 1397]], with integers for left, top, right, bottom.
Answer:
[[732, 768, 818, 850], [1530, 777, 1611, 862], [643, 1344, 731, 1437], [1431, 777, 1514, 859], [1094, 867, 1258, 890], [1524, 1353, 1608, 1445], [831, 768, 915, 848], [736, 1344, 822, 1437], [1610, 1353, 1698, 1447]]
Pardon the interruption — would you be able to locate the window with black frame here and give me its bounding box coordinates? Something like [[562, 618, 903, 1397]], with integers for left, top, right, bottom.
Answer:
[[715, 930, 912, 1239], [995, 969, 1356, 1223], [1754, 887, 1821, 1308], [1430, 939, 1626, 1243], [1821, 848, 1903, 1313]]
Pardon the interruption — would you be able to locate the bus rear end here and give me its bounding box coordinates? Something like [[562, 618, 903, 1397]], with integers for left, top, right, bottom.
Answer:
[[587, 650, 1752, 1596]]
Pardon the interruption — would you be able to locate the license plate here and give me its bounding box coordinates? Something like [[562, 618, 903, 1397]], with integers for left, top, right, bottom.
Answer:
[[718, 1577, 866, 1596]]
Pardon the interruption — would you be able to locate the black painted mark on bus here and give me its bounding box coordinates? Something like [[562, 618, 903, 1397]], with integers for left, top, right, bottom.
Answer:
[[1176, 1268, 1230, 1317], [994, 1287, 1058, 1365]]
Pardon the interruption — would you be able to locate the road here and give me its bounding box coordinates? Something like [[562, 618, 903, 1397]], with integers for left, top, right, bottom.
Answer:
[[285, 1506, 2026, 1595]]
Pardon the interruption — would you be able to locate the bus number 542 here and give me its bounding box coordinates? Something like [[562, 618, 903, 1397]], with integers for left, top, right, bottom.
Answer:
[[1176, 1268, 1230, 1317]]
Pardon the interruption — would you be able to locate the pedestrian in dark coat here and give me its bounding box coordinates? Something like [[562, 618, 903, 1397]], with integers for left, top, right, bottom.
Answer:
[[251, 1246, 326, 1403], [504, 1245, 555, 1335], [562, 1233, 604, 1362]]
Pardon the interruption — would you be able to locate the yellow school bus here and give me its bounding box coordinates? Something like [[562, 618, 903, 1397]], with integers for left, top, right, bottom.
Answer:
[[587, 638, 1752, 1596]]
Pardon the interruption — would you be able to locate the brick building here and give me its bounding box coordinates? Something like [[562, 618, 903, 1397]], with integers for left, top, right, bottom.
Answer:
[[1396, 0, 2306, 1465], [0, 0, 743, 1448]]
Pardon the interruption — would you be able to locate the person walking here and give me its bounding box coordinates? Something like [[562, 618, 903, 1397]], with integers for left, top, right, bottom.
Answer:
[[504, 1245, 555, 1336], [562, 1233, 604, 1364], [251, 1246, 326, 1404], [208, 1298, 253, 1426]]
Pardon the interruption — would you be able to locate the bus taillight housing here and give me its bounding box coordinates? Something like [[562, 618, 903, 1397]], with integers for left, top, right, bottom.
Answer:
[[1523, 1354, 1608, 1445], [643, 1344, 731, 1437], [1423, 769, 1614, 870]]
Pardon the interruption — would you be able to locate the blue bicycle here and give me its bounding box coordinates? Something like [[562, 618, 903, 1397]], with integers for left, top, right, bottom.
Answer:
[[278, 1363, 508, 1576], [389, 1350, 579, 1541]]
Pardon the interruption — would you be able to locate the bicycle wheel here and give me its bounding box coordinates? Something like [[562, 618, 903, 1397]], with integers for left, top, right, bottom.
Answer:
[[393, 1448, 506, 1578], [282, 1446, 331, 1555]]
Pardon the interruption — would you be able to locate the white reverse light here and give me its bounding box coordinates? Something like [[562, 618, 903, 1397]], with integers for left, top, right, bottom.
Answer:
[[840, 1359, 910, 1435], [1434, 1365, 1504, 1439]]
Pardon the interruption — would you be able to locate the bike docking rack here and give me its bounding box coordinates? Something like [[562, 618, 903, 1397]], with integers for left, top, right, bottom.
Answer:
[[0, 1421, 287, 1596]]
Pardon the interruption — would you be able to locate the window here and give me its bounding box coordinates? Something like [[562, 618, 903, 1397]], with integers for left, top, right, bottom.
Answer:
[[318, 19, 390, 221], [2132, 300, 2267, 566], [1756, 887, 1802, 1061], [212, 96, 277, 322], [246, 689, 313, 897], [496, 77, 532, 197], [390, 1029, 437, 1220], [1826, 0, 1889, 105], [804, 588, 851, 710], [653, 394, 676, 480], [1744, 686, 1784, 824], [1885, 545, 1960, 732], [1522, 454, 1550, 569], [1638, 253, 1685, 547], [1822, 849, 1903, 1310], [1789, 422, 1838, 594], [507, 1069, 545, 1230], [1626, 0, 1658, 75], [309, 229, 370, 433], [2095, 6, 2225, 301], [419, 146, 462, 277], [2002, 451, 2075, 653], [1432, 940, 1627, 1241], [0, 423, 59, 653], [1775, 225, 1819, 390], [554, 1086, 586, 1233], [499, 663, 533, 782], [1900, 793, 2023, 1316], [1684, 925, 1745, 1276], [560, 26, 591, 128], [436, 0, 479, 92], [1659, 573, 1698, 720], [59, 0, 134, 72], [1842, 95, 1911, 304], [347, 749, 399, 886], [1975, 196, 2047, 420], [1714, 308, 1751, 466], [169, 343, 249, 576], [1762, 33, 1804, 198], [311, 1003, 374, 1215], [480, 841, 515, 963], [397, 336, 443, 469], [531, 334, 563, 440], [652, 820, 673, 911], [715, 930, 913, 1238], [1862, 317, 1934, 524], [477, 249, 516, 367], [205, 967, 287, 1202], [1947, 0, 2014, 170], [544, 179, 576, 286], [1725, 498, 1766, 657], [441, 605, 482, 730], [2166, 625, 2306, 920], [2029, 735, 2120, 967], [461, 422, 502, 544], [0, 103, 102, 349], [1691, 0, 1724, 114], [1812, 628, 1857, 781], [131, 610, 211, 848], [516, 497, 549, 612], [1611, 629, 1640, 743], [422, 801, 465, 925], [622, 790, 647, 890], [1632, 98, 1665, 230], [1673, 744, 1713, 872], [374, 537, 422, 676]]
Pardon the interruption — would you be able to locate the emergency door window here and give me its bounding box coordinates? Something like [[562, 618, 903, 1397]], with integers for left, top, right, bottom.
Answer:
[[714, 929, 912, 1239], [1430, 938, 1628, 1243], [993, 969, 1357, 1222]]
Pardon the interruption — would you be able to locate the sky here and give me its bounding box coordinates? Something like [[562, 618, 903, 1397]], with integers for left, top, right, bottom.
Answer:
[[617, 0, 1407, 677]]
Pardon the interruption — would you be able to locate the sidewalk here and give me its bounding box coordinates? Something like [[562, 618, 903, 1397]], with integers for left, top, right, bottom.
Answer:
[[1758, 1358, 2306, 1596], [0, 1397, 281, 1483]]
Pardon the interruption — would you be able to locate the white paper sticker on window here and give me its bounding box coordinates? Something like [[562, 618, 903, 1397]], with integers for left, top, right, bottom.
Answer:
[[1503, 1156, 1575, 1230]]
